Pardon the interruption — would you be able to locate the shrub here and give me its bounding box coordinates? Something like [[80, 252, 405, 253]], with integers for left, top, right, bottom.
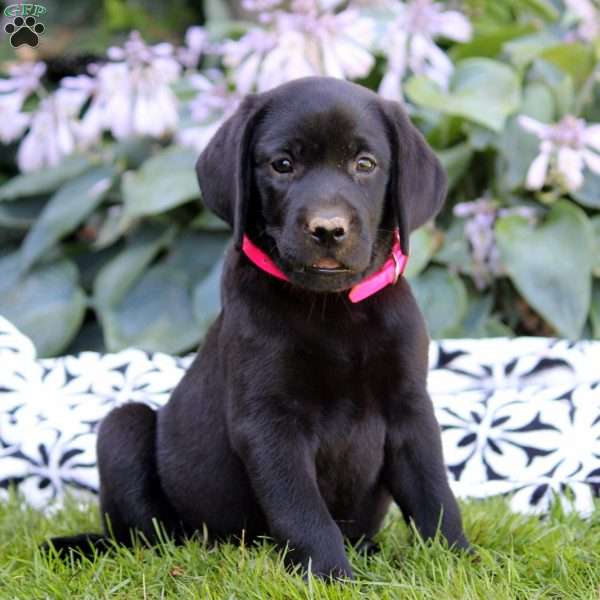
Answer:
[[0, 0, 599, 356]]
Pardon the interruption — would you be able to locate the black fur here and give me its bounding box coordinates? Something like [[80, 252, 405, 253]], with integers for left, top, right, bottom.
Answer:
[[44, 77, 468, 579]]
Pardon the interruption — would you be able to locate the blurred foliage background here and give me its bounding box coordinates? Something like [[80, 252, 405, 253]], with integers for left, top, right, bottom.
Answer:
[[0, 0, 599, 357]]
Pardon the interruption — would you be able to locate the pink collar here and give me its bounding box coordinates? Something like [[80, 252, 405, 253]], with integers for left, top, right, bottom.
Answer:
[[241, 230, 408, 303]]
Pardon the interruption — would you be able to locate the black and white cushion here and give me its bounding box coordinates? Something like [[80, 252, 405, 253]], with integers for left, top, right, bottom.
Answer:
[[1, 315, 599, 514]]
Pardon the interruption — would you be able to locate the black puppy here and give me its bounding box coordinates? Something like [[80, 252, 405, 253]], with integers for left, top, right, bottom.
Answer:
[[46, 77, 469, 579]]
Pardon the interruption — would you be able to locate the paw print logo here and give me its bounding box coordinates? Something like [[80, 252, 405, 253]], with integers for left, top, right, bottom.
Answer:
[[5, 16, 45, 48]]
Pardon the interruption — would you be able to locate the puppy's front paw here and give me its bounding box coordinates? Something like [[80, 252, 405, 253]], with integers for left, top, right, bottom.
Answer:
[[451, 535, 473, 554], [350, 537, 380, 556], [308, 555, 354, 581]]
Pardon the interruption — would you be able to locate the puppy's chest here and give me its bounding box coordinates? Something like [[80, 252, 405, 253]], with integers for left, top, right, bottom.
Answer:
[[313, 406, 386, 502], [290, 337, 397, 402]]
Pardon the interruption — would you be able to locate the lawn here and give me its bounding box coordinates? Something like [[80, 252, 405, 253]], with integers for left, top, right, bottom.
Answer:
[[1, 493, 599, 599]]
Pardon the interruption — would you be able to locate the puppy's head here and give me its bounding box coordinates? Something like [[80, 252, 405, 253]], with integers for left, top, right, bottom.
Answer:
[[196, 77, 446, 292]]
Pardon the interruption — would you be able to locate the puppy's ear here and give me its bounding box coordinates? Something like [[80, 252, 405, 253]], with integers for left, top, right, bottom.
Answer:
[[379, 100, 447, 255], [196, 96, 260, 249]]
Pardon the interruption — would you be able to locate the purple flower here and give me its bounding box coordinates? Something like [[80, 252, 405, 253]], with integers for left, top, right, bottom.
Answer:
[[564, 0, 599, 42], [0, 92, 30, 144], [176, 71, 242, 152], [378, 0, 472, 101], [0, 61, 46, 145], [16, 88, 87, 172], [518, 115, 600, 192], [177, 26, 211, 69], [0, 61, 46, 105], [63, 31, 181, 145], [222, 0, 375, 94], [453, 199, 537, 289]]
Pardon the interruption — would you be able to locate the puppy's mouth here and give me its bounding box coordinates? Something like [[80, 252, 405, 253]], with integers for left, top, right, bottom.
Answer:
[[270, 234, 379, 292], [288, 256, 361, 292], [304, 257, 352, 275]]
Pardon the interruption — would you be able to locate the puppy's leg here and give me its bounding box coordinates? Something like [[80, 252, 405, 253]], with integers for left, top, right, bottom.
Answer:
[[96, 402, 180, 545], [233, 427, 353, 580], [344, 488, 391, 556], [348, 537, 380, 556], [40, 533, 110, 559], [44, 403, 179, 556], [383, 391, 469, 550]]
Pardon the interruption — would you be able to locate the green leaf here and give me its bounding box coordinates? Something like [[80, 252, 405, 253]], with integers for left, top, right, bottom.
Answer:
[[496, 117, 543, 191], [572, 170, 600, 209], [404, 227, 440, 279], [503, 32, 559, 69], [495, 84, 554, 191], [519, 0, 559, 20], [0, 196, 47, 229], [467, 124, 498, 150], [405, 59, 521, 131], [19, 166, 117, 272], [422, 114, 464, 149], [93, 223, 175, 309], [74, 244, 123, 293], [190, 210, 231, 232], [591, 281, 600, 339], [193, 256, 224, 334], [433, 218, 473, 275], [520, 82, 555, 122], [528, 60, 575, 118], [122, 146, 199, 217], [96, 230, 228, 353], [540, 43, 595, 87], [409, 266, 468, 338], [485, 318, 515, 337], [93, 208, 136, 250], [0, 253, 86, 357], [495, 200, 594, 338], [65, 319, 107, 354], [0, 155, 93, 201], [436, 143, 473, 191], [450, 23, 535, 62], [110, 136, 156, 170], [101, 264, 201, 354], [592, 216, 600, 277], [452, 293, 494, 338], [448, 292, 515, 338], [163, 231, 229, 282], [0, 229, 23, 246]]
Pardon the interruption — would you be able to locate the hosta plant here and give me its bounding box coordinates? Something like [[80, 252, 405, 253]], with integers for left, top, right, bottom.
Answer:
[[0, 0, 599, 357]]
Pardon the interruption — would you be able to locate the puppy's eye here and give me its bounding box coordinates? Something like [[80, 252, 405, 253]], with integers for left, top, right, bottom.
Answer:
[[355, 156, 376, 173], [271, 158, 294, 174]]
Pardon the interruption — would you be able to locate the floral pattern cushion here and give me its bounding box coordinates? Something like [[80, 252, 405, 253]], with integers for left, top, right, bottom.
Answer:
[[1, 315, 599, 515]]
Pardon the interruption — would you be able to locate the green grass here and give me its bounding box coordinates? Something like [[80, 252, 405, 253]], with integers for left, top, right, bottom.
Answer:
[[1, 493, 599, 599]]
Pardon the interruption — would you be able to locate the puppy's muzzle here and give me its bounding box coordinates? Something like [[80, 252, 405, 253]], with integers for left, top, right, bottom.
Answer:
[[303, 209, 355, 272], [307, 214, 349, 246], [305, 205, 353, 246]]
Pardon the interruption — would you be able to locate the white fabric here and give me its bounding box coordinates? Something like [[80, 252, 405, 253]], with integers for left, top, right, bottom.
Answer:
[[1, 315, 599, 514]]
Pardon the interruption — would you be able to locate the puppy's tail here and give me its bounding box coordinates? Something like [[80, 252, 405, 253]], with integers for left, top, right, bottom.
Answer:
[[41, 533, 112, 559]]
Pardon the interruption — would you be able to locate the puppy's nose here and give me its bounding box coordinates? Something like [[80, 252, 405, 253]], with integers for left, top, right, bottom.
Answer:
[[307, 214, 349, 245]]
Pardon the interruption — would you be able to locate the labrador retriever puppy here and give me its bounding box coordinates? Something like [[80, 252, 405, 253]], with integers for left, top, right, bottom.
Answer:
[[46, 76, 469, 579]]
